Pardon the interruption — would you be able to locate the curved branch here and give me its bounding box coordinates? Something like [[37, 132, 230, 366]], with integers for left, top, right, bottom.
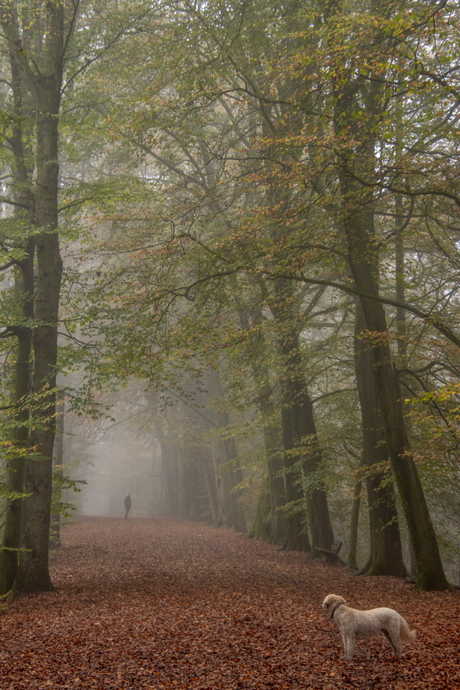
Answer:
[[265, 270, 460, 349]]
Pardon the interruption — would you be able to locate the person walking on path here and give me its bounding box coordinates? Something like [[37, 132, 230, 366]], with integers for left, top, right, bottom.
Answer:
[[124, 493, 132, 519]]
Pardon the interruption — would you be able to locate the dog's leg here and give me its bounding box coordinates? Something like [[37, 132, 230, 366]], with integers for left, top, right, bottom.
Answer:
[[342, 632, 355, 660], [382, 630, 402, 658]]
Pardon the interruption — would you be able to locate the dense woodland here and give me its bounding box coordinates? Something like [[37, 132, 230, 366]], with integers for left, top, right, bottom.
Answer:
[[0, 0, 460, 596]]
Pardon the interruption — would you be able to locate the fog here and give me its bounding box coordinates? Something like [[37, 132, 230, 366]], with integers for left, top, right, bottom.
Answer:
[[63, 398, 164, 520]]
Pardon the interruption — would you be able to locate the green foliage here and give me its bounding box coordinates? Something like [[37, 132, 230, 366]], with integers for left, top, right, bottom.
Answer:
[[51, 467, 87, 519], [0, 0, 457, 576]]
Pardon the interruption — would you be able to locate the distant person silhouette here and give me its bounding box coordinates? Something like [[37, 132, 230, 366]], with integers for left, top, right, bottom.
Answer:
[[124, 493, 131, 519]]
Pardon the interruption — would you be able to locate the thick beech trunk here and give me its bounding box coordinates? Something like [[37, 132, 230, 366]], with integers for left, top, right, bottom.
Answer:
[[209, 369, 247, 533], [237, 300, 287, 543], [339, 136, 448, 588], [259, 396, 287, 545], [157, 427, 180, 516], [331, 15, 450, 587], [197, 449, 220, 524], [16, 105, 62, 591], [347, 480, 361, 570], [279, 399, 312, 552], [50, 401, 65, 548], [354, 303, 406, 577], [272, 278, 334, 553], [0, 257, 33, 592], [351, 259, 448, 589], [341, 138, 447, 588], [329, 0, 449, 593], [10, 2, 65, 594], [0, 41, 35, 594]]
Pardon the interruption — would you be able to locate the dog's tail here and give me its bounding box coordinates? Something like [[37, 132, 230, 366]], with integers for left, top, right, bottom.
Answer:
[[400, 617, 416, 644]]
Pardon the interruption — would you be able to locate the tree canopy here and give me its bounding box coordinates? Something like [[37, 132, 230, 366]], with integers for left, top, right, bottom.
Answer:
[[0, 0, 460, 592]]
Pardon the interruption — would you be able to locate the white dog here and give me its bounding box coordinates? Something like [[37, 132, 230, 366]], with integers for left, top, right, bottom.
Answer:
[[322, 594, 416, 660]]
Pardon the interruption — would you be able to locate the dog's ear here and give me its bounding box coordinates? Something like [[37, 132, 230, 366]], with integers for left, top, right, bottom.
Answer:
[[322, 595, 332, 610], [322, 594, 345, 610]]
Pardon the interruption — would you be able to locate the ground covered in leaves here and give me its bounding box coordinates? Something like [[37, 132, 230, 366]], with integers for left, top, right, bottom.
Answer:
[[0, 518, 459, 689]]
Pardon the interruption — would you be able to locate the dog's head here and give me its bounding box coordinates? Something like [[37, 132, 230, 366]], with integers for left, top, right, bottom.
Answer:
[[322, 594, 346, 613]]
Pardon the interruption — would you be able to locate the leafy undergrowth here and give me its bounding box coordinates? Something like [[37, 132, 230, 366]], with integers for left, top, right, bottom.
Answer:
[[0, 518, 459, 689]]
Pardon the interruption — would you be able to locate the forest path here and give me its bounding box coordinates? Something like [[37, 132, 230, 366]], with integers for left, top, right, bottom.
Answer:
[[0, 517, 459, 689]]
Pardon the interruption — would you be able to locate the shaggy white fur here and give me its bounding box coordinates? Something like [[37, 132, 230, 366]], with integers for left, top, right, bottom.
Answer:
[[322, 593, 416, 660]]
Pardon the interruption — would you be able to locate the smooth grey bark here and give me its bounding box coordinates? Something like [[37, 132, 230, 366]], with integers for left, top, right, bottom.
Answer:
[[209, 369, 247, 533], [332, 45, 450, 588], [157, 425, 180, 516], [182, 390, 221, 524], [9, 1, 65, 593], [236, 298, 287, 544], [354, 303, 407, 578], [249, 478, 272, 541], [196, 449, 220, 523], [347, 479, 361, 570], [347, 220, 447, 589], [172, 396, 218, 522], [258, 395, 287, 544], [0, 242, 34, 594], [50, 401, 64, 548], [0, 41, 35, 594], [271, 278, 334, 553]]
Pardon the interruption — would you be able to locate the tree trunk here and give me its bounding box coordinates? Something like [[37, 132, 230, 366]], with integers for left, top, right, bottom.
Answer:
[[354, 303, 407, 577], [272, 278, 334, 553], [279, 401, 311, 552], [301, 393, 335, 555], [223, 435, 247, 533], [237, 298, 287, 543], [0, 36, 35, 594], [249, 478, 272, 540], [13, 3, 64, 591], [336, 123, 448, 589], [50, 401, 64, 548], [196, 449, 220, 523], [358, 301, 446, 588], [0, 265, 33, 592], [209, 369, 247, 533], [347, 479, 361, 570], [0, 0, 66, 594], [157, 427, 180, 517], [329, 0, 449, 594], [342, 181, 448, 587], [259, 397, 288, 545]]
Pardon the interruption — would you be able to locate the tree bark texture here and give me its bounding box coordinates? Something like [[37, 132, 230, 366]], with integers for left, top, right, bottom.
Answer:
[[333, 80, 449, 588], [272, 278, 334, 553], [0, 166, 34, 587], [2, 0, 66, 593], [157, 427, 180, 517], [328, 0, 449, 593], [347, 480, 361, 570], [209, 369, 247, 533], [237, 299, 287, 544], [347, 215, 447, 589], [0, 35, 36, 594], [354, 302, 407, 578]]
